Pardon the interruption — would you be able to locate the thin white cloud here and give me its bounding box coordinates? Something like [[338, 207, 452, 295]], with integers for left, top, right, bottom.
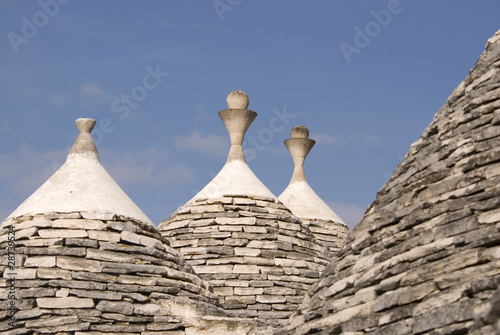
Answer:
[[0, 144, 193, 203], [49, 92, 71, 107], [350, 131, 380, 144], [193, 106, 211, 122], [0, 149, 54, 220], [311, 132, 378, 148], [261, 144, 287, 157], [312, 133, 342, 146], [19, 86, 37, 98], [79, 83, 115, 104], [100, 147, 195, 187], [0, 144, 196, 221], [0, 145, 68, 195], [328, 201, 367, 230], [175, 131, 228, 157]]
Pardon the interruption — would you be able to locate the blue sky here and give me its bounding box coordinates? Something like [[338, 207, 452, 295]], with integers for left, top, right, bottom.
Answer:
[[1, 1, 499, 229]]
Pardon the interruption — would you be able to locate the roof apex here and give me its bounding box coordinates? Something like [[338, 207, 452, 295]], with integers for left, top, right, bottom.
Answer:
[[6, 118, 153, 226], [188, 91, 276, 203], [279, 126, 344, 224]]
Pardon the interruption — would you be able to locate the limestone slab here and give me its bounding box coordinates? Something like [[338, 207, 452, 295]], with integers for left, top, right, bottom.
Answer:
[[36, 297, 94, 308], [57, 256, 102, 272]]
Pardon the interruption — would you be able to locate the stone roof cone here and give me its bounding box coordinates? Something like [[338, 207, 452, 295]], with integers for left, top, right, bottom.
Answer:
[[279, 126, 349, 252], [188, 90, 275, 202], [159, 91, 332, 328], [0, 118, 267, 335], [277, 28, 500, 335], [7, 118, 152, 226]]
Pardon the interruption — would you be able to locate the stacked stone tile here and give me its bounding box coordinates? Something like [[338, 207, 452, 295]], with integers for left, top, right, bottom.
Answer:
[[277, 29, 500, 335], [160, 195, 329, 327], [0, 118, 271, 335], [294, 218, 347, 254], [278, 126, 349, 252], [159, 91, 331, 327]]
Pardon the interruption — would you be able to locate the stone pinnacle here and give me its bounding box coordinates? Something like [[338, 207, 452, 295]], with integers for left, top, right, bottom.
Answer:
[[219, 91, 257, 163], [68, 118, 100, 161], [285, 125, 316, 183]]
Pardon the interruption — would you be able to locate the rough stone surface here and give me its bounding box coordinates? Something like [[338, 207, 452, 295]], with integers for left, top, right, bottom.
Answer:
[[160, 195, 331, 328], [1, 211, 271, 334], [277, 28, 500, 335], [297, 218, 348, 254]]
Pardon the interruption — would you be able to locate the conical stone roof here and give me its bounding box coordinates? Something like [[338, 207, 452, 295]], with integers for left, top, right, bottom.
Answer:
[[278, 126, 349, 252], [188, 91, 276, 203], [0, 118, 268, 335], [159, 91, 332, 328], [278, 29, 500, 335], [7, 118, 152, 226]]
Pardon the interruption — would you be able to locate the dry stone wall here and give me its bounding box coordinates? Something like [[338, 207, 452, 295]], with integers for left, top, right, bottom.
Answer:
[[277, 29, 500, 335], [0, 212, 272, 335], [301, 219, 348, 253], [160, 194, 331, 327]]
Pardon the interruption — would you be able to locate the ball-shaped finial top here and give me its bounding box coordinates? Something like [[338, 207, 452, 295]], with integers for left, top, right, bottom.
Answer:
[[290, 125, 309, 139], [226, 90, 249, 109], [75, 118, 96, 134]]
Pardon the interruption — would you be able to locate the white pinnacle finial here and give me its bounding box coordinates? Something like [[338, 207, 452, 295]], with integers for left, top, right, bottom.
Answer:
[[76, 118, 96, 134], [68, 118, 99, 161], [226, 90, 249, 109], [279, 126, 346, 225], [285, 125, 316, 183], [219, 91, 256, 163]]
